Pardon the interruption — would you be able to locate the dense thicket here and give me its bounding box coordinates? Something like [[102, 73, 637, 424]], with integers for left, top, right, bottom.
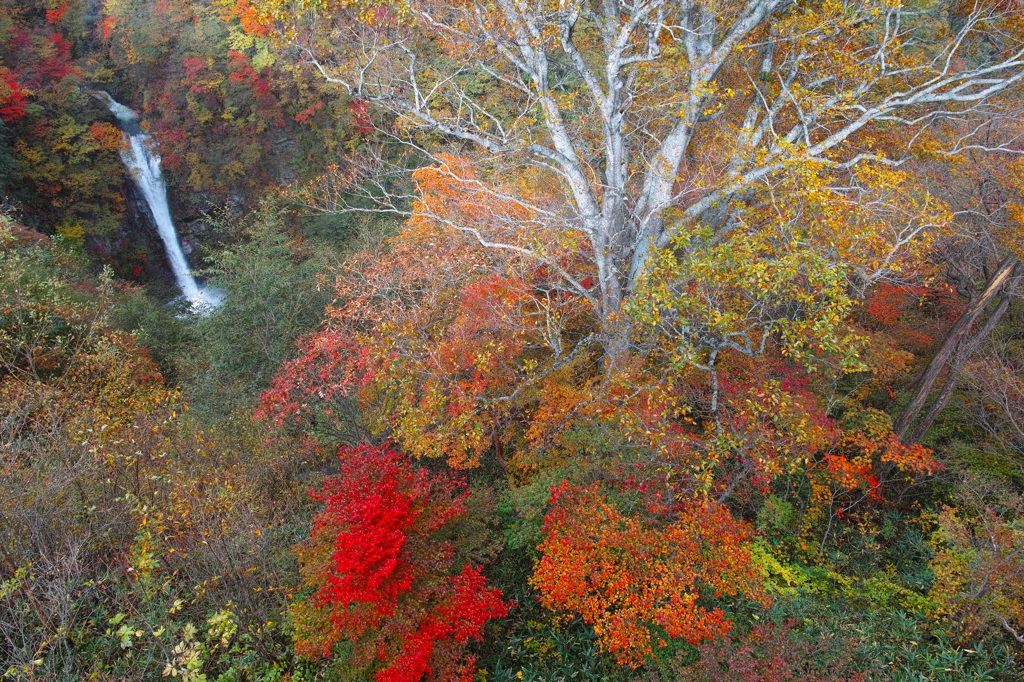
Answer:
[[2, 0, 1024, 678]]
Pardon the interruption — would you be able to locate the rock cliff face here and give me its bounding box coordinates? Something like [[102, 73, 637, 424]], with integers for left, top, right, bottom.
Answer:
[[79, 180, 172, 293]]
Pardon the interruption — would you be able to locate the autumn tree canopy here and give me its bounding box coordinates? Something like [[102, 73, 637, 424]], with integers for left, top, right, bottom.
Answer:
[[3, 0, 1024, 678], [253, 0, 1024, 356]]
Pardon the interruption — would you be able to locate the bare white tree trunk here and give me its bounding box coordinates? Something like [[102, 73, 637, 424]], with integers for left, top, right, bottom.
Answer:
[[281, 0, 1024, 362]]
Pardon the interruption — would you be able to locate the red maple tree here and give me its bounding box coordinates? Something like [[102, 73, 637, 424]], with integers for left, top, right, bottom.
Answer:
[[291, 444, 509, 681]]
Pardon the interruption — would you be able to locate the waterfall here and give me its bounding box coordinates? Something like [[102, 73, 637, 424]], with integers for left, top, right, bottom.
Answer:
[[93, 91, 222, 310]]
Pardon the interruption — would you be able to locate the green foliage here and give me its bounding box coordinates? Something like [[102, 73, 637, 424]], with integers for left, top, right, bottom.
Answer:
[[0, 218, 326, 680], [113, 286, 195, 380], [793, 602, 1017, 680], [486, 616, 628, 682], [0, 214, 102, 377], [183, 201, 330, 419], [498, 467, 575, 555]]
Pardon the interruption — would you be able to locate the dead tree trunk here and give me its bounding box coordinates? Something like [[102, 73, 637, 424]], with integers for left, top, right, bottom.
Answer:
[[894, 255, 1019, 443], [906, 291, 1014, 443]]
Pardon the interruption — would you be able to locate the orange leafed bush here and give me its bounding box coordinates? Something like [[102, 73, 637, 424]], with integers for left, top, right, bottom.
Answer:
[[532, 482, 767, 667]]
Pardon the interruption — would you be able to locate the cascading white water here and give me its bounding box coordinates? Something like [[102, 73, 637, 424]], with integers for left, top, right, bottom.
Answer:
[[93, 91, 222, 309]]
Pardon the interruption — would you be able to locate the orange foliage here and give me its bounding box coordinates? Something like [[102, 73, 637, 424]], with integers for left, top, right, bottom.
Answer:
[[101, 15, 116, 42], [229, 0, 271, 36], [45, 3, 68, 23], [261, 158, 598, 468], [532, 482, 767, 667], [87, 121, 123, 153], [863, 283, 964, 355], [929, 480, 1024, 644]]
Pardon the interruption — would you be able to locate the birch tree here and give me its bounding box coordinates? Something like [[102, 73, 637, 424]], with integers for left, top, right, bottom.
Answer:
[[250, 0, 1024, 366]]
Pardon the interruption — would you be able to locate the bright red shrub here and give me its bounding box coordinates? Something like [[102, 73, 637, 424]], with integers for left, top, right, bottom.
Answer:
[[0, 69, 26, 123], [292, 444, 509, 680]]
